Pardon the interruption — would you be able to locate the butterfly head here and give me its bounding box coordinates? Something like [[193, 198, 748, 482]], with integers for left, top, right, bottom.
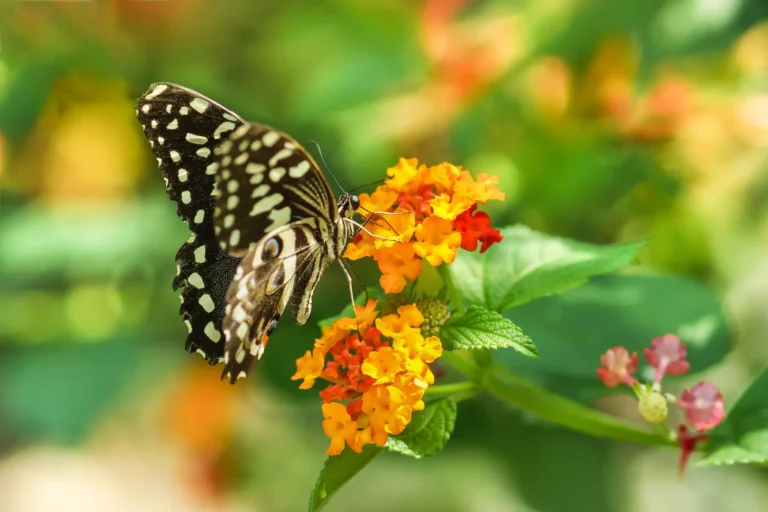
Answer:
[[338, 192, 360, 220]]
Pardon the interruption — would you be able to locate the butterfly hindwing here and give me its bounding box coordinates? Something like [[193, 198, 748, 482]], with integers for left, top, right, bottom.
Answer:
[[211, 124, 338, 256], [136, 82, 246, 363], [220, 219, 330, 383]]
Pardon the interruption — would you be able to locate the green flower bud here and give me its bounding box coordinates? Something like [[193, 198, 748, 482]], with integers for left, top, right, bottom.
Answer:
[[416, 298, 451, 338]]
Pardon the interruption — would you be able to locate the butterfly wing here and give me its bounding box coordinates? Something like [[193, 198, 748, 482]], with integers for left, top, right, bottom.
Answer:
[[208, 125, 342, 381], [136, 82, 245, 363], [220, 219, 332, 383], [211, 124, 339, 255]]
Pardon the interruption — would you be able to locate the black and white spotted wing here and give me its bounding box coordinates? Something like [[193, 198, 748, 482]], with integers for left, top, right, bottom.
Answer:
[[211, 124, 338, 255], [136, 82, 246, 364]]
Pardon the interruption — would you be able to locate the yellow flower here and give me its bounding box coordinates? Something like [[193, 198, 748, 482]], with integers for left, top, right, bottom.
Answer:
[[359, 187, 398, 214], [394, 373, 428, 412], [385, 157, 423, 193], [422, 162, 461, 193], [393, 332, 443, 365], [454, 171, 506, 203], [291, 349, 326, 389], [412, 215, 462, 266], [430, 193, 474, 221], [362, 347, 405, 384], [353, 300, 380, 331], [395, 304, 425, 328], [371, 208, 416, 249], [362, 385, 412, 440], [322, 402, 358, 455], [376, 313, 421, 339]]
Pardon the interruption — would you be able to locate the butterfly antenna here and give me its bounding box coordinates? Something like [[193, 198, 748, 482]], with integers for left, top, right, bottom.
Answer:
[[359, 206, 401, 236], [310, 140, 346, 194], [349, 178, 386, 193]]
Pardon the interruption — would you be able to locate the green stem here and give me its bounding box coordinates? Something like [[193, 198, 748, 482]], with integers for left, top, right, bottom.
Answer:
[[445, 352, 677, 448], [425, 380, 478, 398]]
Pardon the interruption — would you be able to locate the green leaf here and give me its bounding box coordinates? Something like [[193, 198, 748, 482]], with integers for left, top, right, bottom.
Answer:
[[440, 305, 538, 357], [447, 225, 643, 313], [385, 398, 458, 458], [499, 274, 730, 400], [309, 445, 382, 512], [317, 287, 381, 329], [699, 369, 768, 467]]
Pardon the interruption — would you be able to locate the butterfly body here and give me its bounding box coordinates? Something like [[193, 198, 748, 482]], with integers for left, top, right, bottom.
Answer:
[[136, 82, 357, 383]]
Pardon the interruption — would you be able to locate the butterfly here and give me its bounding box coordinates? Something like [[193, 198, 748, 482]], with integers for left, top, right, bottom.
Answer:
[[135, 82, 362, 384]]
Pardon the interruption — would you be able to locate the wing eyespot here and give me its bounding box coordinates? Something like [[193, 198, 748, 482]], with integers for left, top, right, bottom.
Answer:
[[262, 237, 282, 260]]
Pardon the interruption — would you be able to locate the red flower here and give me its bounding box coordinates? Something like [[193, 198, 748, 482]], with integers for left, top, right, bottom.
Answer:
[[454, 204, 503, 253], [643, 334, 690, 385], [676, 381, 725, 431], [597, 347, 639, 387]]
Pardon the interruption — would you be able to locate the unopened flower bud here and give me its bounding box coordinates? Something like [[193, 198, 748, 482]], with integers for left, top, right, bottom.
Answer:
[[416, 298, 451, 337]]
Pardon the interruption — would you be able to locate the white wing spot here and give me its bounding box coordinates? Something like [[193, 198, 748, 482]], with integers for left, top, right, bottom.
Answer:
[[145, 84, 167, 99], [250, 140, 262, 151], [221, 156, 232, 167], [237, 371, 247, 380], [221, 169, 231, 180], [150, 119, 158, 128], [249, 173, 264, 185], [246, 163, 265, 174], [190, 97, 210, 113], [227, 195, 239, 210], [262, 131, 280, 147], [251, 184, 270, 198], [229, 229, 241, 247], [204, 321, 221, 342], [179, 106, 189, 115], [178, 169, 188, 182], [234, 152, 249, 165], [166, 104, 172, 113], [266, 206, 291, 231], [205, 162, 218, 175], [236, 322, 248, 340], [184, 319, 193, 333], [214, 121, 236, 139], [269, 167, 286, 182], [238, 140, 249, 152], [197, 147, 211, 158], [235, 346, 246, 364], [167, 119, 179, 130], [249, 193, 283, 217], [199, 294, 215, 313], [186, 133, 207, 144], [232, 304, 247, 322], [224, 214, 235, 228], [158, 137, 165, 145], [289, 160, 311, 178], [227, 180, 239, 193], [269, 148, 293, 167], [188, 272, 204, 288], [284, 142, 296, 150], [223, 113, 238, 122], [181, 191, 191, 204], [194, 245, 206, 263], [141, 104, 150, 113], [170, 150, 181, 162], [232, 125, 249, 139], [194, 209, 205, 223]]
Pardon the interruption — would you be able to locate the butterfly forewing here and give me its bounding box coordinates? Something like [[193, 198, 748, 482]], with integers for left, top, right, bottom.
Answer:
[[136, 82, 246, 363], [211, 124, 338, 255]]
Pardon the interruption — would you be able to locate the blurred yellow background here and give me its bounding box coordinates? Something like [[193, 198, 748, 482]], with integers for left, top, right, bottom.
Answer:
[[1, 1, 768, 511]]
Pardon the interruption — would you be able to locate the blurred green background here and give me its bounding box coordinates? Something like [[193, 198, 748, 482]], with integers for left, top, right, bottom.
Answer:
[[1, 0, 768, 510]]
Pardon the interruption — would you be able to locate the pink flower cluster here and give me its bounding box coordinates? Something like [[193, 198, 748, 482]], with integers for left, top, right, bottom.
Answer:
[[597, 334, 725, 474]]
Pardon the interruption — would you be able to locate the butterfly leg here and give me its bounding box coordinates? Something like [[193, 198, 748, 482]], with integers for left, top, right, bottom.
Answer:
[[337, 258, 364, 336]]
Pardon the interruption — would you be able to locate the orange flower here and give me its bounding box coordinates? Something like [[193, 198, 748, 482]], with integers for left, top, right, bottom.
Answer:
[[374, 244, 422, 294], [413, 215, 462, 266], [295, 301, 444, 455], [344, 158, 505, 291]]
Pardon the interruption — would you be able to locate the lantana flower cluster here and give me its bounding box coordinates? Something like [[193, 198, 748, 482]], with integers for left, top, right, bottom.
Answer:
[[598, 334, 725, 474], [292, 301, 442, 455], [344, 158, 505, 293]]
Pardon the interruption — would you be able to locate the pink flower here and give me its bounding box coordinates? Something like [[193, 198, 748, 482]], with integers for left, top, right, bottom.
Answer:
[[677, 382, 725, 431], [643, 334, 690, 385], [677, 425, 708, 477], [597, 347, 639, 388]]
